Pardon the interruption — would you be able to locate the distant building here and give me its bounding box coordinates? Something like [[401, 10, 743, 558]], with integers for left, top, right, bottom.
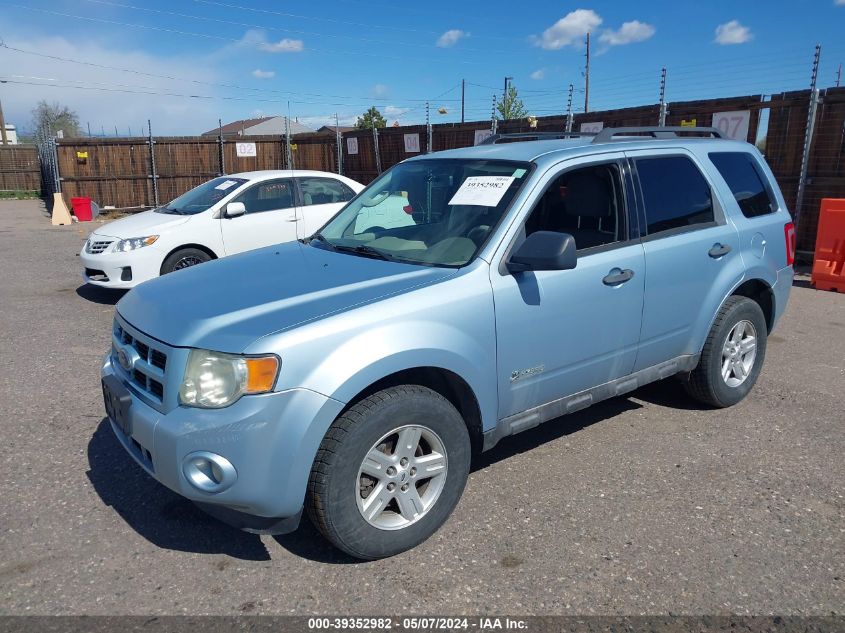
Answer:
[[202, 116, 314, 138], [316, 125, 355, 135], [2, 124, 18, 145]]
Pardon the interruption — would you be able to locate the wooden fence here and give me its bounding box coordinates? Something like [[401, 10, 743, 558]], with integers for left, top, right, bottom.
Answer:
[[40, 89, 845, 251], [0, 145, 40, 192]]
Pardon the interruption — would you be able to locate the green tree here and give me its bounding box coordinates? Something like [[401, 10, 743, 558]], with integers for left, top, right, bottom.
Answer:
[[355, 106, 387, 130], [496, 85, 528, 120], [31, 100, 80, 139]]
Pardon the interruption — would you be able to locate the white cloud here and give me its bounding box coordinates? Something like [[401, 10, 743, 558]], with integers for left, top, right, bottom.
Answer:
[[0, 28, 221, 135], [251, 69, 275, 79], [260, 38, 304, 53], [529, 69, 545, 80], [371, 84, 389, 98], [534, 9, 602, 50], [599, 20, 655, 46], [714, 20, 753, 45], [836, 0, 845, 5], [436, 29, 468, 48], [384, 105, 410, 119]]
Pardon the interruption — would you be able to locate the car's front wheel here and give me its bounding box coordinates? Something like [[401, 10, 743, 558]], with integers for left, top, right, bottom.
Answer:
[[683, 295, 768, 407], [306, 385, 471, 559], [161, 247, 212, 275]]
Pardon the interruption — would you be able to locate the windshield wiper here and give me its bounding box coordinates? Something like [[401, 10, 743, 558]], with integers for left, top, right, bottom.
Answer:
[[332, 243, 394, 261], [307, 232, 335, 248]]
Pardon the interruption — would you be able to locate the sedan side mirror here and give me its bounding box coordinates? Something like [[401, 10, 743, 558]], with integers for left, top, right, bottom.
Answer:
[[507, 231, 577, 273], [225, 202, 246, 218]]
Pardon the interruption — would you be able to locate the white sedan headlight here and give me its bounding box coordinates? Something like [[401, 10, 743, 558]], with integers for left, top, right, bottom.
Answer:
[[179, 349, 280, 409], [114, 235, 159, 252]]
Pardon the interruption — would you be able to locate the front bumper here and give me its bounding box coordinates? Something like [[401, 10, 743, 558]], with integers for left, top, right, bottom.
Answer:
[[80, 243, 163, 289], [101, 355, 346, 528]]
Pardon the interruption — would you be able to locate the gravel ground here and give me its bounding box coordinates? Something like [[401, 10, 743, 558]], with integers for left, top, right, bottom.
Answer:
[[0, 199, 842, 616]]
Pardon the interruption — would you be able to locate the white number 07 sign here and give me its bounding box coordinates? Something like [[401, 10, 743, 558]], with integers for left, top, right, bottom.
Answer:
[[712, 110, 750, 141]]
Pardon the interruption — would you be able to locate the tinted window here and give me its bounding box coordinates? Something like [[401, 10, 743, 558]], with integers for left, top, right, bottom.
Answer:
[[636, 156, 714, 235], [525, 163, 626, 251], [234, 179, 294, 213], [709, 152, 776, 218], [299, 177, 355, 206]]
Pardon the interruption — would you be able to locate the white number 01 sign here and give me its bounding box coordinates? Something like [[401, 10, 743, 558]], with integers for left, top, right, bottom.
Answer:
[[712, 111, 750, 141]]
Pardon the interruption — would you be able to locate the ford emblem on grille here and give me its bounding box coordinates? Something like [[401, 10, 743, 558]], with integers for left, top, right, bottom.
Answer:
[[117, 347, 134, 372]]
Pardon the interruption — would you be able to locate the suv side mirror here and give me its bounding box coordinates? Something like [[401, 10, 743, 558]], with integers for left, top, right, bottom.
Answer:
[[225, 202, 246, 218], [507, 231, 577, 273]]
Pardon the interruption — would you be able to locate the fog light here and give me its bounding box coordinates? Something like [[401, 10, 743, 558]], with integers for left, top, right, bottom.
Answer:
[[182, 451, 237, 493]]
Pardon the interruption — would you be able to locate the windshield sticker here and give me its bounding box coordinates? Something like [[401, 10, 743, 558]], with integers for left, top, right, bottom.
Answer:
[[512, 168, 527, 178], [448, 176, 515, 207], [215, 180, 239, 191]]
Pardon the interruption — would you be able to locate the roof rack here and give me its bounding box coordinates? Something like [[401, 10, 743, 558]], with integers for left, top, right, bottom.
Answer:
[[478, 131, 593, 145], [591, 126, 724, 143]]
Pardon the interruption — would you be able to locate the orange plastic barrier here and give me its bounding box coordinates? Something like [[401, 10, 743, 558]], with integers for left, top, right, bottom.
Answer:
[[811, 198, 845, 292]]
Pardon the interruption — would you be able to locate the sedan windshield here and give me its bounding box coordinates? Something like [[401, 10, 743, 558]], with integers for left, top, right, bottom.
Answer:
[[314, 159, 531, 267], [157, 177, 247, 215]]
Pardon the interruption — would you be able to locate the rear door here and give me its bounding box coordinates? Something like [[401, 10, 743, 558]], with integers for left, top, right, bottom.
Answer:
[[626, 150, 744, 370], [220, 178, 299, 255], [296, 176, 357, 238]]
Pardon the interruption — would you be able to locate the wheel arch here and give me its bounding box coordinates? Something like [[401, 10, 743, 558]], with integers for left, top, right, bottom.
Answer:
[[159, 243, 219, 275], [341, 366, 484, 455], [730, 278, 775, 333]]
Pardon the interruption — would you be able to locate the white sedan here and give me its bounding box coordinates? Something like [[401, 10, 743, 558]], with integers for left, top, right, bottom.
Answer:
[[79, 170, 364, 289]]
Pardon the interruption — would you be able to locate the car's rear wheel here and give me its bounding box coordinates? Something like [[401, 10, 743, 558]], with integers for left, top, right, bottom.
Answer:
[[683, 295, 768, 407], [306, 385, 471, 559], [161, 248, 212, 275]]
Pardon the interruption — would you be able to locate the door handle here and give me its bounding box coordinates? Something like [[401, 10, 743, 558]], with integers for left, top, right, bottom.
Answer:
[[285, 215, 298, 222], [708, 243, 732, 258], [603, 268, 635, 286]]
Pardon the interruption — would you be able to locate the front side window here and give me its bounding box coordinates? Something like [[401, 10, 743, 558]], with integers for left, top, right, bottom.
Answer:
[[157, 177, 247, 215], [524, 162, 626, 252], [636, 156, 715, 235], [709, 152, 777, 218], [299, 177, 355, 206], [233, 179, 294, 214], [315, 159, 531, 267]]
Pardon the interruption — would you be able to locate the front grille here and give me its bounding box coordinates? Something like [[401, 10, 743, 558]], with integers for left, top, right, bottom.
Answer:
[[113, 320, 169, 403], [86, 238, 115, 254]]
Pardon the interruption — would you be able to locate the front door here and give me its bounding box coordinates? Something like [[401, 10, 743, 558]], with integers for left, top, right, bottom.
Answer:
[[491, 157, 646, 419], [220, 178, 299, 255]]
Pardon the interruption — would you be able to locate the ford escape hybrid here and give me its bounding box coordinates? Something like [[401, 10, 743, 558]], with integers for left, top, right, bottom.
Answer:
[[101, 127, 794, 559]]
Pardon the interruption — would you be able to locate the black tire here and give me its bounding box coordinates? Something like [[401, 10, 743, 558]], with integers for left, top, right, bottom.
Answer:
[[683, 296, 768, 408], [161, 248, 212, 275], [306, 385, 471, 560]]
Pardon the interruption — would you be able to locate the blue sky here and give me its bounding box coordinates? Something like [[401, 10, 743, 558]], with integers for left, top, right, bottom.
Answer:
[[1, 0, 844, 135]]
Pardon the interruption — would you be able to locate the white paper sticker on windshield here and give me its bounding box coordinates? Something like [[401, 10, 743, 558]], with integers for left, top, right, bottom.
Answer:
[[448, 176, 515, 207], [215, 180, 239, 191]]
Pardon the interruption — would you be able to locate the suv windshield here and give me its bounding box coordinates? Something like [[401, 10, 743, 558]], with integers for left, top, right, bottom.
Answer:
[[157, 177, 247, 215], [314, 159, 530, 267]]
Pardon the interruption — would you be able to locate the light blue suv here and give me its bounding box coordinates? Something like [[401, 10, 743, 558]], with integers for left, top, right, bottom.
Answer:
[[101, 127, 795, 559]]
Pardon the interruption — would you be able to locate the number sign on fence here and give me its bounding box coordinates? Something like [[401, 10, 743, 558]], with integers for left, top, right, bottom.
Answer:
[[712, 111, 751, 141]]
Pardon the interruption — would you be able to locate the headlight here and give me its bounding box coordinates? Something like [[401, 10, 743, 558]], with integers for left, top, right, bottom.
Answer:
[[179, 349, 280, 409], [114, 235, 159, 252]]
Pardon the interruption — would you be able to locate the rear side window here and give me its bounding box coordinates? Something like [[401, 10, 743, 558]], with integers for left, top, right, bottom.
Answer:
[[636, 156, 715, 236], [709, 152, 777, 218], [299, 177, 355, 206]]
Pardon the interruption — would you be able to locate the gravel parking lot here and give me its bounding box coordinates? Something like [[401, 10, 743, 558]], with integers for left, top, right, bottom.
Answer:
[[0, 199, 842, 616]]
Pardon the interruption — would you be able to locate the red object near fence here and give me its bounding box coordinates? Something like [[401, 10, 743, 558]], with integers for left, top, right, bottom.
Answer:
[[71, 197, 93, 222], [811, 198, 845, 293]]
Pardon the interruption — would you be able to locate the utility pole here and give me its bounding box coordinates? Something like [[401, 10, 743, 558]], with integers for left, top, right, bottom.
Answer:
[[795, 44, 822, 226], [658, 67, 668, 127], [87, 122, 92, 137], [491, 93, 498, 134], [335, 112, 343, 175], [503, 76, 513, 120], [461, 79, 465, 124], [584, 32, 591, 114], [837, 63, 842, 88], [565, 84, 574, 133], [0, 98, 8, 145]]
